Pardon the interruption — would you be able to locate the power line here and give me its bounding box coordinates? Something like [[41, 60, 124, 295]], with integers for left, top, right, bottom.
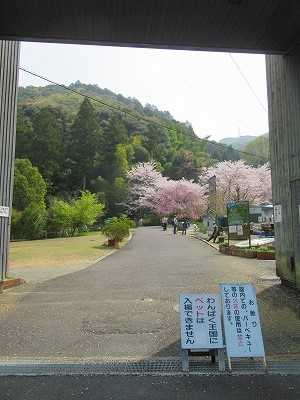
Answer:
[[228, 53, 268, 113], [19, 66, 268, 162]]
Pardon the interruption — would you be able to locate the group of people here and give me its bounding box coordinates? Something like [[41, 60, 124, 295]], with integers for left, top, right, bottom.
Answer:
[[161, 216, 189, 235]]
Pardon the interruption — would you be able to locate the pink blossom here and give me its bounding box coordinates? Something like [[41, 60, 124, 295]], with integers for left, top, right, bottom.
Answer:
[[200, 160, 272, 213], [127, 162, 207, 219], [126, 161, 166, 212], [150, 179, 207, 219]]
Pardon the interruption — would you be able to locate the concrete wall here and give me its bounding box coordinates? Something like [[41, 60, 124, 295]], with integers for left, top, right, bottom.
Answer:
[[266, 48, 300, 289], [0, 40, 19, 283]]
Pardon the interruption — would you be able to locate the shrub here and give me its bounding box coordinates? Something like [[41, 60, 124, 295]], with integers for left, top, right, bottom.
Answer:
[[12, 159, 48, 240], [70, 191, 104, 235], [119, 215, 135, 229], [255, 246, 275, 253], [13, 159, 47, 211], [48, 192, 104, 237], [101, 216, 132, 242], [194, 222, 207, 233], [11, 209, 23, 240], [142, 215, 161, 226], [12, 203, 47, 240], [47, 199, 73, 237]]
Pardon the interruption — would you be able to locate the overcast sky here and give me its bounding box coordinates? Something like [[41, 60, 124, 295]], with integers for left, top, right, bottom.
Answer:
[[19, 42, 268, 142]]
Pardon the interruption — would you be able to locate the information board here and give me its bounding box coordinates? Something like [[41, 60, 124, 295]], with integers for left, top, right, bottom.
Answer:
[[274, 204, 282, 223], [180, 293, 223, 349], [220, 283, 265, 358], [0, 206, 9, 218], [237, 225, 243, 236], [227, 201, 249, 226], [229, 225, 237, 233]]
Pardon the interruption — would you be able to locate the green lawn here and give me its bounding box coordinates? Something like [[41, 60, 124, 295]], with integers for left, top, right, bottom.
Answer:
[[9, 232, 112, 270]]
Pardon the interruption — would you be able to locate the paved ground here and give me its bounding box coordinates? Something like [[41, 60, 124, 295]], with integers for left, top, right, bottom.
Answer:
[[1, 375, 300, 400], [0, 227, 299, 360]]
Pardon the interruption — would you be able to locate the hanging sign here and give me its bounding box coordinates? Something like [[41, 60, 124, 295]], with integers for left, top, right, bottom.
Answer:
[[180, 293, 224, 349], [0, 206, 9, 218], [273, 204, 282, 223], [220, 283, 265, 358]]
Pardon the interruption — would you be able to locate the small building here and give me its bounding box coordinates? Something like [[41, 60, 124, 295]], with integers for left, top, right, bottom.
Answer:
[[250, 203, 273, 223]]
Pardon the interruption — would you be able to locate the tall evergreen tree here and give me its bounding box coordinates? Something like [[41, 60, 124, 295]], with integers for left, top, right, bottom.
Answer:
[[100, 113, 129, 180], [15, 107, 34, 159], [69, 98, 103, 191], [166, 150, 201, 181], [31, 107, 65, 189], [142, 124, 171, 165]]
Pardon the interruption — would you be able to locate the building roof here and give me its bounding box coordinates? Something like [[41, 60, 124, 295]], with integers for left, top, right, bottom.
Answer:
[[1, 1, 300, 54]]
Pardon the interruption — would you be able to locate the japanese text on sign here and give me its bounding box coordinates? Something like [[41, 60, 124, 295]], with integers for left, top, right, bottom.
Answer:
[[237, 225, 243, 236], [220, 284, 265, 358], [274, 204, 282, 223], [180, 294, 223, 349], [229, 225, 237, 233], [0, 206, 9, 218]]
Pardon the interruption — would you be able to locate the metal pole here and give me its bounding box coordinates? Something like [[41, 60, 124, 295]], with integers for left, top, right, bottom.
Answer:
[[227, 205, 230, 247], [248, 201, 251, 248], [0, 41, 20, 282]]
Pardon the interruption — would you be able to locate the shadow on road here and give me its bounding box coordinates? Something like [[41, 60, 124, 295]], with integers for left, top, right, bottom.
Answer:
[[256, 284, 300, 357], [150, 340, 181, 358]]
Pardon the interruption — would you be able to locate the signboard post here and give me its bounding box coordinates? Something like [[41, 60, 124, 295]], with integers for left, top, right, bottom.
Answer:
[[208, 176, 217, 236], [227, 201, 251, 247], [179, 293, 225, 372], [220, 283, 266, 371]]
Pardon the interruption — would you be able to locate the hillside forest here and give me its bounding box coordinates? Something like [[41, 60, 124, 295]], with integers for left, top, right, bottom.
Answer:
[[14, 82, 268, 239]]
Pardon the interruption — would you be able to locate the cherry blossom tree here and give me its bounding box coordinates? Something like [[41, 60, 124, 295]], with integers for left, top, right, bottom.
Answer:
[[199, 160, 272, 214], [126, 161, 167, 212], [127, 162, 207, 219], [149, 179, 207, 219]]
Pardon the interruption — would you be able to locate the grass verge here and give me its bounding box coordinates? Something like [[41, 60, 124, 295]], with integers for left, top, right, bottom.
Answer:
[[9, 232, 114, 270]]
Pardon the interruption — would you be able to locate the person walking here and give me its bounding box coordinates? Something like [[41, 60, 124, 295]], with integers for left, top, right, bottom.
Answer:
[[173, 216, 178, 235], [208, 224, 220, 243], [182, 219, 188, 235]]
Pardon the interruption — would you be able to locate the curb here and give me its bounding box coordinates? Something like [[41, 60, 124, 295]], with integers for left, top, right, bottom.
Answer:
[[90, 230, 134, 266], [190, 234, 219, 251], [0, 358, 299, 376], [1, 277, 25, 291]]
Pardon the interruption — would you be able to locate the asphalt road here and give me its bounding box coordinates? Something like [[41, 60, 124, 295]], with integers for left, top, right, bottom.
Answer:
[[0, 227, 298, 359], [2, 375, 300, 400]]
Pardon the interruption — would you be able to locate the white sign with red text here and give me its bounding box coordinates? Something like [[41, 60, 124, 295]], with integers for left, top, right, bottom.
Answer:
[[180, 293, 223, 349], [220, 283, 265, 358]]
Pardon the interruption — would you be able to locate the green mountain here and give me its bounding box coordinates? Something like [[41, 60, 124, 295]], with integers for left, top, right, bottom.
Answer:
[[218, 134, 269, 165], [17, 81, 203, 157], [219, 135, 256, 150], [243, 133, 269, 165], [16, 82, 211, 216]]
